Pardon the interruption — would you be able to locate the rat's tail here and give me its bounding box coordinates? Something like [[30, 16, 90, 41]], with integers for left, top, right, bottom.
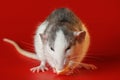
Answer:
[[3, 38, 39, 60]]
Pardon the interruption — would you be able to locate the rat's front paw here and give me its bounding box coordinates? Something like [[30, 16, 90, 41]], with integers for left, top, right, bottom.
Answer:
[[78, 63, 97, 70], [30, 65, 48, 73]]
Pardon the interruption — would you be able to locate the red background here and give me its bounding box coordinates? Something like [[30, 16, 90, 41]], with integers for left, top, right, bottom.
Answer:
[[0, 0, 120, 80]]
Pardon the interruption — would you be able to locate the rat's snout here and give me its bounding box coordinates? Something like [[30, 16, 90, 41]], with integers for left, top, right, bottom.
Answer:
[[55, 66, 64, 74], [55, 59, 67, 74]]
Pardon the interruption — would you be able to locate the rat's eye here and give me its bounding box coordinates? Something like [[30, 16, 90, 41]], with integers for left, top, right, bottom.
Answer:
[[50, 47, 54, 51], [65, 46, 71, 51]]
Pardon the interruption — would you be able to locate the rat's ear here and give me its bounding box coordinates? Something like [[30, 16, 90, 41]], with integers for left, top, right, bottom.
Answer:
[[39, 34, 48, 41], [74, 31, 86, 42]]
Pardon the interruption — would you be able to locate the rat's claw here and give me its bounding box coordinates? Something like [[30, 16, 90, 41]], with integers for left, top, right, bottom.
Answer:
[[37, 67, 40, 73], [41, 68, 44, 72], [53, 68, 56, 73], [30, 67, 38, 73], [30, 66, 40, 73], [30, 65, 48, 73], [45, 67, 48, 71], [89, 64, 97, 70]]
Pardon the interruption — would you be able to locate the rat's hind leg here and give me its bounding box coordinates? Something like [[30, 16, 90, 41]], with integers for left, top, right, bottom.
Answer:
[[30, 35, 48, 73]]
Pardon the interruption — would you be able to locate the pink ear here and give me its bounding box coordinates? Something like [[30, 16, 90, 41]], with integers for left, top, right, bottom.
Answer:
[[39, 34, 48, 40], [74, 31, 86, 42]]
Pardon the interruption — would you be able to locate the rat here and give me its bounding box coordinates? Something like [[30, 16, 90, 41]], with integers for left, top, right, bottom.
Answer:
[[3, 8, 96, 75]]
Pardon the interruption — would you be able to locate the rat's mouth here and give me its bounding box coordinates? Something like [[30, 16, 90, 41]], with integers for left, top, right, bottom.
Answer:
[[55, 61, 75, 75], [54, 60, 71, 75], [55, 65, 71, 75]]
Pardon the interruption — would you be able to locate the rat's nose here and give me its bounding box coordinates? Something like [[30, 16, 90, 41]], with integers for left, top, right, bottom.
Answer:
[[56, 69, 63, 74], [54, 66, 64, 74]]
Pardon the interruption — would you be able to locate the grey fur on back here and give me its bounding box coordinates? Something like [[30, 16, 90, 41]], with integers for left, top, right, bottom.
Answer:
[[44, 8, 82, 48], [47, 8, 79, 24]]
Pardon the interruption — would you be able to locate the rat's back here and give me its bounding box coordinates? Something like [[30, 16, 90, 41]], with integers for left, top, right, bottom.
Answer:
[[47, 8, 80, 25]]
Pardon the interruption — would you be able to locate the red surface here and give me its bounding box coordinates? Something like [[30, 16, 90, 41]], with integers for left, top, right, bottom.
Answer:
[[0, 0, 120, 80]]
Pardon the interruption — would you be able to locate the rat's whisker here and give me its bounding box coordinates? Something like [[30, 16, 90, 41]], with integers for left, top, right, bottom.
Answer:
[[69, 55, 102, 61]]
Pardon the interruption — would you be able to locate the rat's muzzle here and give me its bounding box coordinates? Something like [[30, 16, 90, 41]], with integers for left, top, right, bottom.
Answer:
[[54, 59, 66, 74], [55, 60, 70, 75], [55, 65, 71, 75]]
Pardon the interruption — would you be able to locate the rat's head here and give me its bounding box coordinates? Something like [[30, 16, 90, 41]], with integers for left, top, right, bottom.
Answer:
[[40, 23, 86, 74]]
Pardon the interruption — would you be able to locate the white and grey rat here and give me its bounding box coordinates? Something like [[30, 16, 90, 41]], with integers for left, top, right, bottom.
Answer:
[[3, 8, 96, 75]]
